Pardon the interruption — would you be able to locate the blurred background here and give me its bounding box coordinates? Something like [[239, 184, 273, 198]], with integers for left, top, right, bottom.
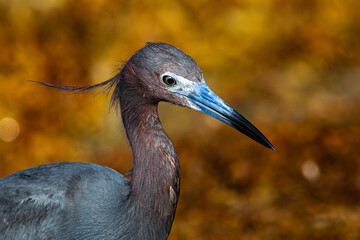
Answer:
[[0, 0, 359, 239]]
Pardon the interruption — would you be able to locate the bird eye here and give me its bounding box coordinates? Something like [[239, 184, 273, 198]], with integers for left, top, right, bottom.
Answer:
[[162, 75, 177, 86]]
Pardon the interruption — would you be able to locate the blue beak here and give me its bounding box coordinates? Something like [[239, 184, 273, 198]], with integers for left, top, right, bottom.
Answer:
[[182, 82, 274, 150]]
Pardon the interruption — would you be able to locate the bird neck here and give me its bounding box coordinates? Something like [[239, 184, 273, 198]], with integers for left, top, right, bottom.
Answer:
[[120, 97, 180, 236]]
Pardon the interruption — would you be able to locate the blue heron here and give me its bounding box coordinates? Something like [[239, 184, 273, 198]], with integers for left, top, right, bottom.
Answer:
[[0, 43, 274, 239]]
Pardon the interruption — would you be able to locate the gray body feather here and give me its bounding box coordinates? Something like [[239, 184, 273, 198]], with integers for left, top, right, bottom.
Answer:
[[0, 162, 136, 240]]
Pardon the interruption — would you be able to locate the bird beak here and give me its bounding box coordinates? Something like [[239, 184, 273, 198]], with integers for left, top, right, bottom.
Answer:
[[180, 82, 275, 150]]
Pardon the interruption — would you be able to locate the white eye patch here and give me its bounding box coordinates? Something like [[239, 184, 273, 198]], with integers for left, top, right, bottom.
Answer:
[[160, 72, 206, 110], [160, 72, 201, 95]]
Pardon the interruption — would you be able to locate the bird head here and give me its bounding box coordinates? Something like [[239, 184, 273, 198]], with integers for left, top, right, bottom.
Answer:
[[120, 42, 274, 150]]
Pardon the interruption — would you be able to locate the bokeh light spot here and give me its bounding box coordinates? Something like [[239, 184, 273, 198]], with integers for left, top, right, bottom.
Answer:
[[302, 160, 320, 181], [0, 117, 20, 142]]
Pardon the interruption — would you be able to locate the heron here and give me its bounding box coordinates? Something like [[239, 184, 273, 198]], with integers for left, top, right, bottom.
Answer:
[[0, 42, 274, 240]]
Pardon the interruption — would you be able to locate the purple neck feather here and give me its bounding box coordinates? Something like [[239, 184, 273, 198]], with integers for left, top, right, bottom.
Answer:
[[118, 67, 180, 237]]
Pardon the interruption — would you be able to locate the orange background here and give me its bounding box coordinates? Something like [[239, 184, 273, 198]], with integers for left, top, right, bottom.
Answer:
[[0, 0, 359, 239]]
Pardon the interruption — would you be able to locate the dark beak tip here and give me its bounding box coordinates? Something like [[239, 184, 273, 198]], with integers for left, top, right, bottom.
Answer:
[[262, 140, 275, 151], [263, 141, 275, 151]]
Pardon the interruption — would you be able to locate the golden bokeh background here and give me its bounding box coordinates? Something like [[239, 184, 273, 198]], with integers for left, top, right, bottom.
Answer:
[[1, 0, 360, 239]]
